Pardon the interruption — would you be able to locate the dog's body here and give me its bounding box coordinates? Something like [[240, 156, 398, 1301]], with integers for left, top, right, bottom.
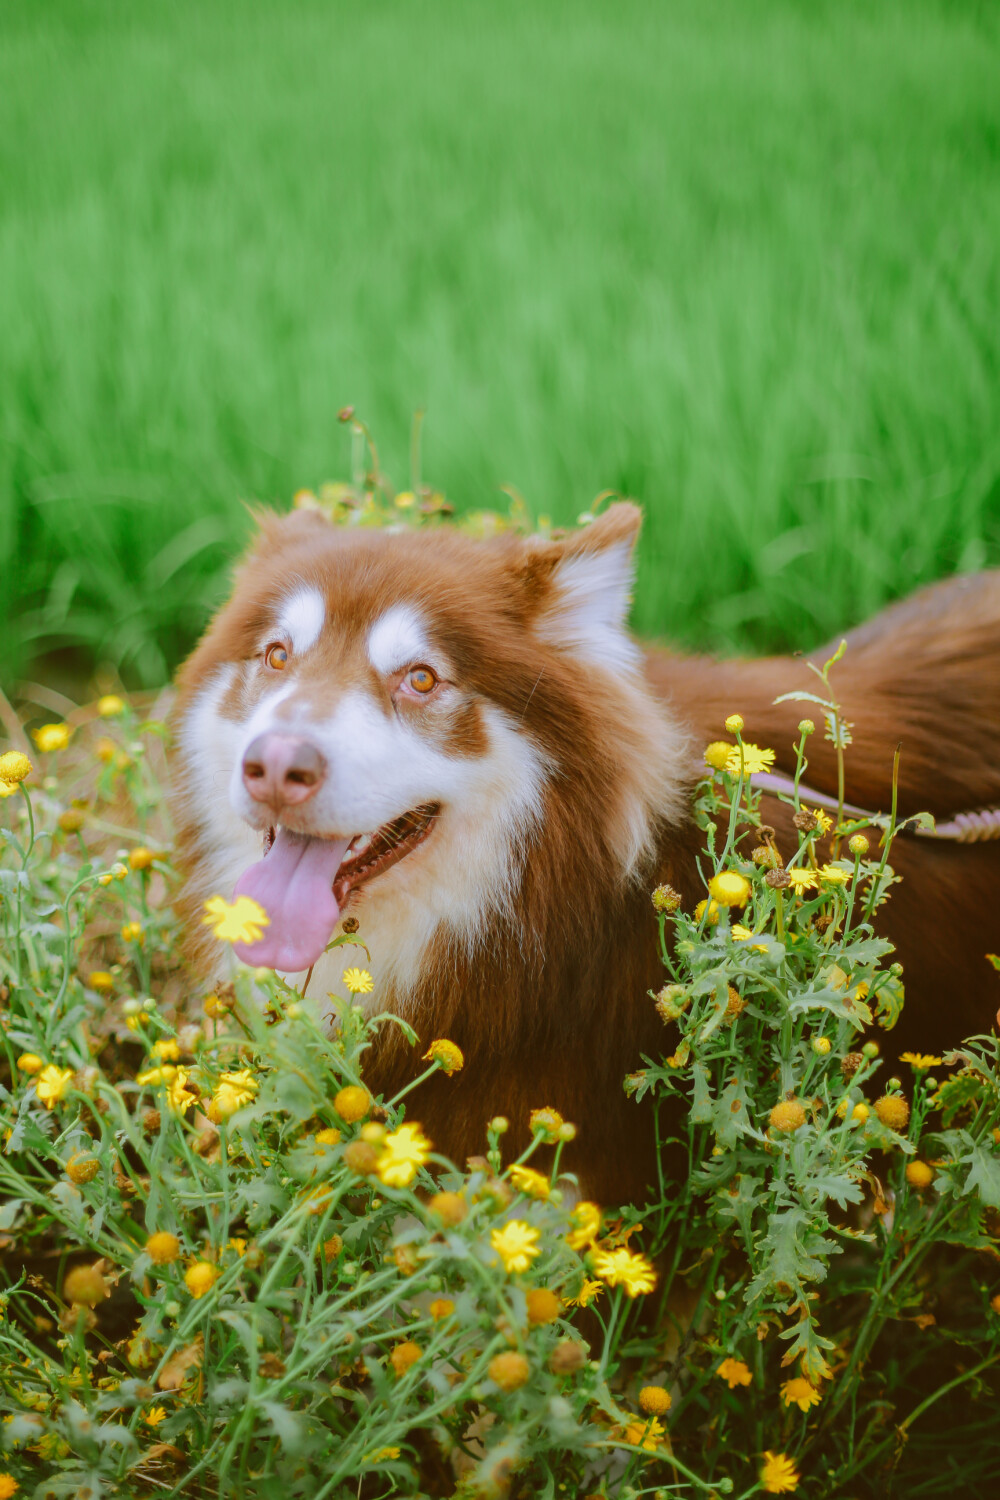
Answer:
[[170, 505, 1000, 1201]]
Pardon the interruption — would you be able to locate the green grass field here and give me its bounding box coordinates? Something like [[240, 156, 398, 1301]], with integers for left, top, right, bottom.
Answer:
[[2, 0, 999, 694]]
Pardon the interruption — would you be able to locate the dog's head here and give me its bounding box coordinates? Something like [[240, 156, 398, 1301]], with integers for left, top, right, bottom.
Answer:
[[171, 503, 688, 987]]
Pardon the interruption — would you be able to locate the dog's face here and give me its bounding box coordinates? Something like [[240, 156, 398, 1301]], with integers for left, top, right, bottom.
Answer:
[[172, 503, 685, 990]]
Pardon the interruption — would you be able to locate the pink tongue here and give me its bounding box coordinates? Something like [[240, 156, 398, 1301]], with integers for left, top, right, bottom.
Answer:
[[232, 827, 353, 972]]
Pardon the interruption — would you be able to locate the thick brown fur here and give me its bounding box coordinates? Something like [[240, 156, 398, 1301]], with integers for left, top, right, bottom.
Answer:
[[170, 508, 1000, 1203]]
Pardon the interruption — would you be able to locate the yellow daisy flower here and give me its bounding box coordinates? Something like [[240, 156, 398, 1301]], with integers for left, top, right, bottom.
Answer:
[[422, 1038, 464, 1073], [35, 1065, 75, 1110], [0, 751, 32, 784], [708, 871, 751, 907], [184, 1262, 218, 1298], [566, 1200, 602, 1250], [622, 1415, 666, 1451], [563, 1278, 603, 1308], [375, 1123, 431, 1187], [32, 723, 72, 752], [785, 867, 819, 894], [900, 1052, 943, 1070], [818, 863, 851, 886], [780, 1377, 821, 1412], [202, 894, 269, 944], [0, 780, 18, 798], [143, 1406, 168, 1427], [97, 695, 126, 718], [489, 1219, 541, 1274], [760, 1451, 800, 1493], [342, 966, 374, 994], [508, 1163, 550, 1200], [591, 1247, 657, 1297], [810, 807, 834, 835], [725, 742, 776, 777], [704, 741, 734, 772], [716, 1357, 753, 1388]]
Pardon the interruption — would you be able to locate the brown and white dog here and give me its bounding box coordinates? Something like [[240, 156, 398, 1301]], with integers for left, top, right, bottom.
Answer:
[[170, 504, 1000, 1201]]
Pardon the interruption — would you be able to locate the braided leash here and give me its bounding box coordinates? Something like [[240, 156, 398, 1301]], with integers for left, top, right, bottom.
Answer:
[[750, 771, 1000, 844]]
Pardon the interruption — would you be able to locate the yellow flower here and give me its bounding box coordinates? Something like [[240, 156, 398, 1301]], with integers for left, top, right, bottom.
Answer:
[[725, 742, 776, 777], [390, 1341, 422, 1377], [97, 695, 125, 718], [36, 1065, 75, 1109], [0, 751, 32, 784], [509, 1163, 550, 1200], [217, 1069, 258, 1107], [202, 894, 270, 945], [145, 1232, 181, 1266], [694, 898, 721, 926], [716, 1357, 753, 1388], [422, 1038, 464, 1074], [143, 1406, 168, 1427], [429, 1298, 455, 1320], [591, 1247, 658, 1297], [88, 971, 114, 993], [900, 1052, 943, 1070], [526, 1287, 561, 1324], [639, 1385, 672, 1415], [120, 921, 143, 943], [708, 871, 751, 907], [760, 1451, 800, 1493], [227, 1237, 247, 1257], [489, 1352, 531, 1391], [17, 1053, 44, 1075], [139, 1065, 197, 1114], [810, 807, 834, 835], [394, 490, 416, 508], [704, 741, 734, 772], [622, 1415, 666, 1451], [731, 923, 767, 951], [0, 780, 18, 798], [724, 713, 744, 733], [315, 1127, 341, 1146], [874, 1094, 910, 1131], [129, 846, 156, 871], [785, 867, 819, 894], [528, 1106, 564, 1141], [33, 722, 72, 752], [566, 1200, 602, 1250], [0, 1475, 19, 1498], [769, 1100, 807, 1133], [818, 863, 851, 886], [375, 1123, 431, 1187], [490, 1219, 541, 1274], [334, 1085, 371, 1122], [564, 1278, 603, 1308], [906, 1161, 935, 1188], [364, 1447, 402, 1463], [151, 1038, 180, 1063], [342, 966, 374, 995], [851, 1102, 870, 1124], [184, 1261, 218, 1298], [781, 1378, 821, 1412]]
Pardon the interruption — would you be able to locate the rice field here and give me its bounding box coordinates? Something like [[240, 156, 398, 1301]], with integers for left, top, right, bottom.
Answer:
[[2, 0, 999, 693]]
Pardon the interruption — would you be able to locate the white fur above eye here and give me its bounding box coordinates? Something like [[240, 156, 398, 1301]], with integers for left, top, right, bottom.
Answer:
[[275, 586, 326, 655], [537, 540, 643, 671], [368, 604, 431, 675]]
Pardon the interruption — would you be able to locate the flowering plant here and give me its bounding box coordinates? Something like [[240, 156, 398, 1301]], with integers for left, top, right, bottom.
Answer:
[[2, 456, 999, 1497]]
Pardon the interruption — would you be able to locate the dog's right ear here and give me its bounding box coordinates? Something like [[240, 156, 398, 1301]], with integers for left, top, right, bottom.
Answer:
[[515, 502, 644, 671], [242, 504, 336, 561]]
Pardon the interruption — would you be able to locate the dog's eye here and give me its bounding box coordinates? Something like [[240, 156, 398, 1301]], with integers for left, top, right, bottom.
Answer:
[[264, 643, 290, 671], [407, 666, 437, 695]]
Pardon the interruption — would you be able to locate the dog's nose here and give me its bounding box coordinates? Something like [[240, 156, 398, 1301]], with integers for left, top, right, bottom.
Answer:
[[241, 734, 327, 809]]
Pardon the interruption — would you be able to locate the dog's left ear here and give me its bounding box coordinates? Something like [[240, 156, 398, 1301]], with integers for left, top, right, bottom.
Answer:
[[520, 502, 643, 670]]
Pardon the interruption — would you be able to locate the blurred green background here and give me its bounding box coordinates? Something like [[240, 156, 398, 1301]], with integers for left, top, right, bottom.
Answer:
[[3, 0, 999, 697]]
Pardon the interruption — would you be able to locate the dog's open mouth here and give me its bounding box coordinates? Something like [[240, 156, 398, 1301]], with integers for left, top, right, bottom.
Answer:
[[231, 804, 439, 973]]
